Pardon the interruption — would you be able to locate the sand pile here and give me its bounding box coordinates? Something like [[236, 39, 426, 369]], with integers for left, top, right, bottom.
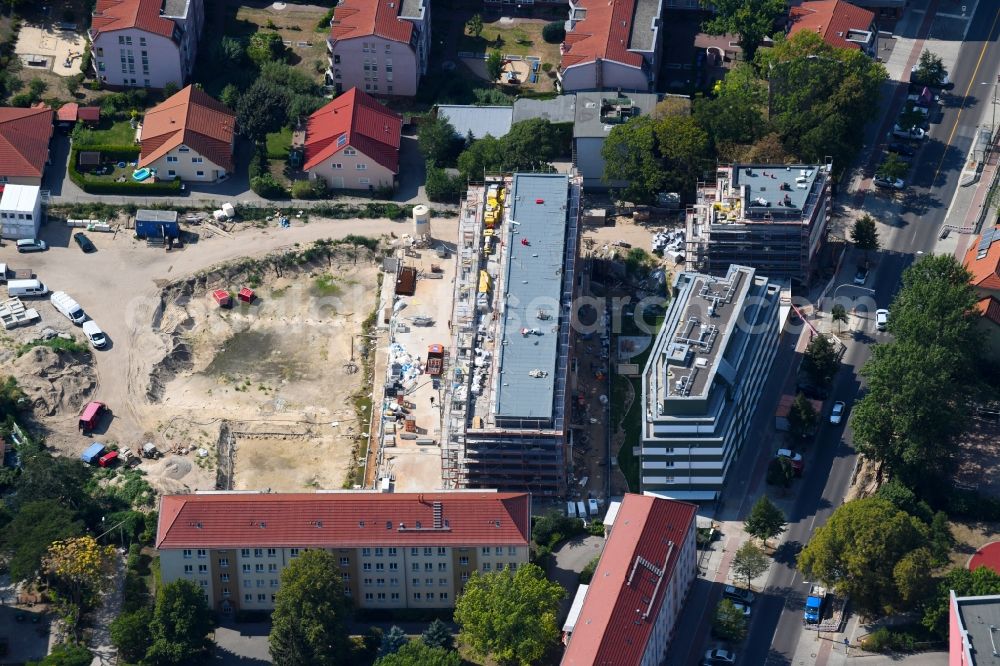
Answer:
[[12, 347, 96, 416]]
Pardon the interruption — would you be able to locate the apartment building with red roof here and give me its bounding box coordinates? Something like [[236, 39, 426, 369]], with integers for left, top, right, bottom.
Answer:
[[0, 106, 54, 187], [964, 225, 1000, 359], [561, 493, 697, 665], [89, 0, 204, 89], [324, 0, 430, 97], [138, 85, 235, 182], [788, 0, 878, 56], [558, 0, 665, 93], [156, 490, 531, 614], [301, 88, 402, 191]]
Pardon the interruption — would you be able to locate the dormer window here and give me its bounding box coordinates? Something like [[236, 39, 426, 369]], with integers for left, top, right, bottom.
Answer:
[[179, 146, 190, 152], [343, 147, 356, 156]]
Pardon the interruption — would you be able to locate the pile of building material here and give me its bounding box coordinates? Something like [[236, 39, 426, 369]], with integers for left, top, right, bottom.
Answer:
[[0, 297, 39, 329]]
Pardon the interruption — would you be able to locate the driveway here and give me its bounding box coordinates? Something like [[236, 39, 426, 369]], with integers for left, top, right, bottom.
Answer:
[[211, 622, 271, 665], [395, 134, 426, 202], [548, 535, 605, 624]]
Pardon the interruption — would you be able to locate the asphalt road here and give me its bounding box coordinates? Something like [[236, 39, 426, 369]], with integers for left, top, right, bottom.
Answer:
[[743, 1, 1000, 663]]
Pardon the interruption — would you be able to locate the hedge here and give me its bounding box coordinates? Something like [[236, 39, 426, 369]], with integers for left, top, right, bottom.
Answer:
[[68, 145, 182, 195]]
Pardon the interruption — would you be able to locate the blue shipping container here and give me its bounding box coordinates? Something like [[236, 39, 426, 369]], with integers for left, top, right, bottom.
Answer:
[[81, 442, 105, 464]]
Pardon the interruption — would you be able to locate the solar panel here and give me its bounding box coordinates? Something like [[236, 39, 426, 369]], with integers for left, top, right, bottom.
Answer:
[[978, 226, 1000, 259]]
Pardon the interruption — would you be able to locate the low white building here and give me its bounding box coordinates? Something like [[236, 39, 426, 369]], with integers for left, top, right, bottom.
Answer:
[[0, 185, 41, 240]]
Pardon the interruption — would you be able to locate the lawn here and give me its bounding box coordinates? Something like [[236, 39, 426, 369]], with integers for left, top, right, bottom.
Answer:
[[459, 19, 560, 92], [73, 119, 138, 147], [266, 127, 292, 160]]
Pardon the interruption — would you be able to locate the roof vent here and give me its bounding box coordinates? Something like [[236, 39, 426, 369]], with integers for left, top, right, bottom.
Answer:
[[386, 521, 393, 529], [259, 521, 266, 528], [415, 521, 422, 528], [400, 522, 405, 529], [359, 520, 365, 527]]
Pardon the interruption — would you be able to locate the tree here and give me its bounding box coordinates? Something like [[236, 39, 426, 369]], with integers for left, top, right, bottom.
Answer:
[[891, 255, 979, 359], [579, 555, 601, 584], [220, 83, 240, 110], [454, 563, 564, 666], [801, 334, 838, 388], [699, 0, 786, 60], [214, 35, 245, 67], [146, 580, 212, 665], [850, 214, 880, 258], [788, 393, 818, 439], [731, 541, 769, 589], [602, 117, 667, 202], [929, 512, 955, 566], [376, 642, 461, 666], [111, 607, 154, 663], [693, 63, 768, 147], [26, 642, 92, 666], [237, 79, 289, 141], [163, 81, 179, 98], [247, 32, 285, 67], [542, 21, 565, 44], [419, 114, 460, 167], [912, 49, 947, 87], [269, 549, 350, 666], [467, 14, 484, 38], [652, 96, 691, 118], [877, 152, 909, 182], [652, 115, 711, 199], [923, 566, 1000, 636], [425, 165, 465, 203], [875, 479, 933, 523], [379, 626, 409, 658], [486, 50, 504, 82], [831, 304, 848, 333], [744, 495, 786, 546], [766, 456, 794, 488], [712, 599, 747, 641], [42, 536, 116, 610], [531, 509, 585, 551], [421, 619, 454, 651], [893, 547, 935, 606], [743, 132, 794, 163], [798, 497, 929, 615], [15, 453, 92, 510], [503, 118, 571, 166], [2, 500, 83, 583]]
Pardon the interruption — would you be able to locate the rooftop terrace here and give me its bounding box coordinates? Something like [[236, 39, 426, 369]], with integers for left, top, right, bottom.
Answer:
[[703, 164, 830, 226]]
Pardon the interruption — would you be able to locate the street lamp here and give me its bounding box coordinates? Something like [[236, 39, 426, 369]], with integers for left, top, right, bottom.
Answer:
[[980, 76, 1000, 145]]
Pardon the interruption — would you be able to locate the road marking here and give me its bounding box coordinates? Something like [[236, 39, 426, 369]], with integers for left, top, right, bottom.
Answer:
[[936, 11, 972, 19], [932, 4, 1000, 186]]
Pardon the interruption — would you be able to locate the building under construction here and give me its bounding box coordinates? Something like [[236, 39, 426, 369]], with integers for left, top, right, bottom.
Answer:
[[440, 172, 582, 498]]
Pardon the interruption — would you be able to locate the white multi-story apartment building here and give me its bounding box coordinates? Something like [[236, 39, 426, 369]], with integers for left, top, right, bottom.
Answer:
[[89, 0, 204, 89], [561, 493, 698, 665], [641, 264, 783, 501], [156, 490, 530, 614]]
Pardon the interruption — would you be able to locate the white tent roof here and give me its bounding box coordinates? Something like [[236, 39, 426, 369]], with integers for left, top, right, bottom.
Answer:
[[0, 184, 40, 213]]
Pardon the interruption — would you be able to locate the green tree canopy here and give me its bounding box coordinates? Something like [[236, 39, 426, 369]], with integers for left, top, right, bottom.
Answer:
[[110, 607, 153, 663], [237, 79, 290, 141], [376, 641, 461, 666], [923, 566, 1000, 636], [712, 599, 747, 641], [2, 500, 84, 582], [419, 114, 460, 167], [731, 541, 769, 588], [454, 563, 564, 666], [798, 497, 929, 615], [467, 14, 484, 38], [26, 642, 92, 666], [892, 547, 935, 606], [850, 214, 880, 257], [788, 392, 818, 439], [831, 303, 849, 332], [146, 579, 212, 665], [421, 618, 454, 650], [694, 64, 768, 150], [699, 0, 786, 60], [877, 152, 909, 181], [486, 51, 504, 81], [456, 120, 568, 179], [801, 334, 839, 388], [247, 32, 286, 67], [744, 495, 786, 545], [378, 626, 409, 659], [269, 549, 350, 666], [766, 456, 794, 488], [912, 49, 947, 87]]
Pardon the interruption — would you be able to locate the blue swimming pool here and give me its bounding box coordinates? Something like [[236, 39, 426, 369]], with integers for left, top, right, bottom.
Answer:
[[132, 167, 151, 181]]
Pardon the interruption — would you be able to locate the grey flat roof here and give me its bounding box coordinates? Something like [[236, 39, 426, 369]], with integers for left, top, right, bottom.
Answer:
[[136, 209, 179, 222], [629, 0, 662, 52], [513, 96, 577, 125], [956, 595, 1000, 665], [400, 0, 426, 20], [494, 174, 570, 421], [162, 0, 188, 18], [731, 164, 823, 219], [437, 105, 513, 140], [574, 92, 660, 138]]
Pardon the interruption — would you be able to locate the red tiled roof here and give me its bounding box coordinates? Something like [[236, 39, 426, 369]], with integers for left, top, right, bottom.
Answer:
[[330, 0, 413, 44], [976, 296, 1000, 327], [788, 0, 876, 51], [57, 103, 79, 122], [0, 106, 54, 179], [965, 226, 1000, 292], [156, 491, 532, 549], [562, 494, 697, 666], [561, 0, 645, 70], [91, 0, 177, 39], [303, 88, 402, 173], [139, 85, 235, 171], [78, 107, 101, 123]]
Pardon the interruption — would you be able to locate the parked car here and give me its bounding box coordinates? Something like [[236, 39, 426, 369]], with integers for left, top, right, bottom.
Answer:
[[723, 585, 755, 605], [893, 125, 926, 140], [776, 448, 804, 475], [875, 308, 889, 331], [732, 602, 752, 617], [874, 175, 905, 190], [703, 648, 737, 665], [854, 265, 870, 285], [73, 232, 96, 253], [830, 401, 846, 425], [15, 238, 47, 253], [82, 321, 107, 349], [886, 142, 916, 157]]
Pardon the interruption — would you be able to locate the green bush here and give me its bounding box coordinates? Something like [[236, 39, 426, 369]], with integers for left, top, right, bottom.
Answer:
[[250, 174, 289, 199], [425, 165, 464, 203], [579, 556, 600, 584], [316, 7, 335, 31], [17, 337, 89, 357], [291, 179, 328, 200], [861, 627, 917, 652], [542, 22, 566, 44]]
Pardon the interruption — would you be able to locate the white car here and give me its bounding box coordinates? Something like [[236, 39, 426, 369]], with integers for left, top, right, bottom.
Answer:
[[830, 401, 846, 425], [703, 649, 737, 665], [732, 602, 752, 617], [82, 321, 107, 349], [893, 125, 926, 140], [776, 448, 803, 464], [873, 176, 905, 190], [875, 308, 889, 331]]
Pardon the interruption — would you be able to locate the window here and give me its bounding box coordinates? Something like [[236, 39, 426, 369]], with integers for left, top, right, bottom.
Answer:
[[343, 148, 356, 156], [510, 563, 518, 571], [244, 594, 252, 602], [508, 546, 517, 556], [256, 580, 265, 588], [222, 587, 230, 597], [342, 574, 350, 583], [183, 549, 192, 559], [98, 62, 105, 72], [219, 557, 229, 568], [118, 36, 125, 45], [424, 547, 433, 557], [196, 170, 204, 177], [459, 557, 468, 566], [339, 557, 349, 566], [243, 580, 252, 588], [495, 547, 503, 556], [374, 547, 383, 557], [241, 549, 250, 558], [334, 54, 340, 64], [426, 592, 435, 600], [388, 562, 398, 571], [140, 37, 146, 46], [412, 578, 420, 587], [441, 592, 449, 601], [385, 44, 391, 52], [439, 578, 447, 586], [257, 594, 266, 602], [197, 549, 207, 558], [167, 170, 176, 177], [413, 592, 422, 601], [388, 548, 397, 557], [483, 563, 491, 572], [125, 36, 132, 45], [359, 178, 370, 185], [345, 586, 352, 596], [255, 564, 264, 573], [461, 573, 469, 582], [437, 547, 446, 556], [410, 548, 418, 557], [290, 548, 300, 557], [425, 578, 433, 586], [375, 563, 384, 571], [198, 565, 208, 573], [184, 565, 193, 574], [377, 592, 386, 601], [166, 156, 178, 163], [331, 163, 343, 169], [179, 146, 190, 153], [391, 592, 400, 600], [390, 577, 399, 587], [481, 547, 490, 556], [363, 563, 372, 571], [365, 592, 373, 601], [221, 573, 230, 582], [192, 157, 203, 164], [388, 86, 393, 93], [411, 563, 419, 572], [376, 578, 385, 587], [144, 79, 150, 87], [242, 564, 251, 573], [364, 578, 373, 586], [362, 548, 372, 557], [268, 564, 277, 573], [424, 563, 433, 572], [438, 563, 447, 571]]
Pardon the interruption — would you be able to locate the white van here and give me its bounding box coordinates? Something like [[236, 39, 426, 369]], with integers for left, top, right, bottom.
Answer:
[[566, 501, 576, 519], [51, 291, 86, 325], [7, 279, 48, 297], [82, 321, 107, 349], [576, 501, 587, 521], [588, 498, 600, 517]]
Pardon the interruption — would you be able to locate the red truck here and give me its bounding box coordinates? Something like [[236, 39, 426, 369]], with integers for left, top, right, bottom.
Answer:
[[426, 344, 444, 376]]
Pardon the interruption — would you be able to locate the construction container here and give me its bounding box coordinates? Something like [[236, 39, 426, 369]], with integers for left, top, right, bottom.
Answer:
[[212, 289, 231, 307], [238, 287, 255, 303]]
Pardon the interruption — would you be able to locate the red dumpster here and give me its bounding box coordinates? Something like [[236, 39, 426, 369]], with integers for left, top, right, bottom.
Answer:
[[238, 287, 255, 303], [98, 450, 119, 468], [212, 289, 231, 307]]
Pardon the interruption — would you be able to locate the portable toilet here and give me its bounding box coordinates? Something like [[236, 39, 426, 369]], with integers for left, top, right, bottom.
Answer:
[[566, 501, 576, 518], [576, 501, 587, 520]]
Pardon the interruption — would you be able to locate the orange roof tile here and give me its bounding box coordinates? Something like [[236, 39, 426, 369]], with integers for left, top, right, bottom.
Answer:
[[156, 491, 531, 549], [303, 88, 402, 173], [0, 106, 53, 179], [562, 494, 697, 666], [976, 296, 1000, 327], [57, 103, 79, 122], [788, 0, 876, 51], [91, 0, 177, 39], [139, 85, 234, 171], [965, 226, 1000, 292], [330, 0, 413, 44], [561, 0, 645, 70]]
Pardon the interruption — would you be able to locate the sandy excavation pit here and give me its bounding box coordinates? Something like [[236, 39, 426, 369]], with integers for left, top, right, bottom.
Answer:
[[144, 252, 379, 492]]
